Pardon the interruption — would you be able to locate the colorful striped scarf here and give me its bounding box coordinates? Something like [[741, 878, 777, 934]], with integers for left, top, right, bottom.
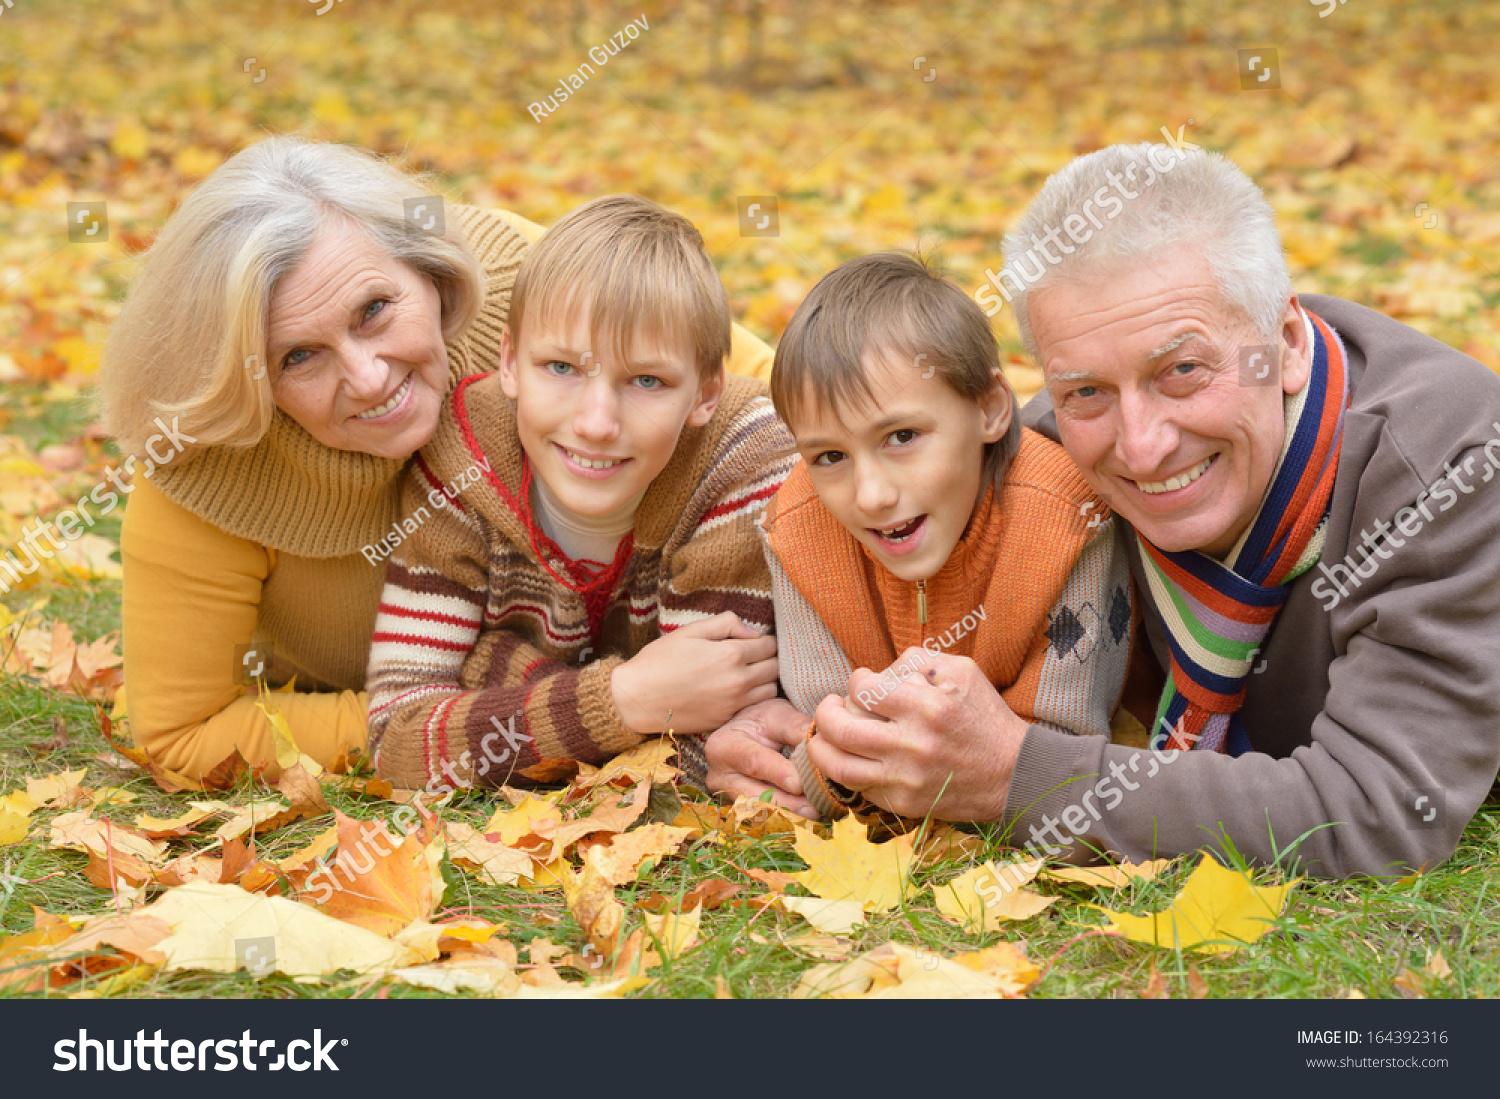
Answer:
[[1140, 310, 1349, 755]]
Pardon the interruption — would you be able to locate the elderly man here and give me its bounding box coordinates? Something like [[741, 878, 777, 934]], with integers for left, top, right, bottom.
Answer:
[[707, 143, 1500, 878]]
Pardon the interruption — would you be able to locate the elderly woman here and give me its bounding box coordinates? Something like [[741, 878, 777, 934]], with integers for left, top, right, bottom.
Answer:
[[101, 135, 772, 780]]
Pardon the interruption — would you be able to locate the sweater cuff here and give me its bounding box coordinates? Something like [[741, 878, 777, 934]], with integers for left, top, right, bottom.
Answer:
[[1000, 724, 1108, 857], [576, 656, 645, 759]]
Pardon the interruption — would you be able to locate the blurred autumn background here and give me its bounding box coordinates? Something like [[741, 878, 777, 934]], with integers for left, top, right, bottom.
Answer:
[[0, 0, 1496, 998]]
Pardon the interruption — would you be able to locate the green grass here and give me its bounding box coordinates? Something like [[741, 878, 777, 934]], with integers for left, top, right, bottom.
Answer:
[[3, 615, 1497, 1000]]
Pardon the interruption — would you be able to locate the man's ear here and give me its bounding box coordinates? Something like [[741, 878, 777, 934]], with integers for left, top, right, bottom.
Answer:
[[1279, 294, 1313, 397], [498, 326, 519, 400], [686, 367, 726, 427], [978, 367, 1015, 444]]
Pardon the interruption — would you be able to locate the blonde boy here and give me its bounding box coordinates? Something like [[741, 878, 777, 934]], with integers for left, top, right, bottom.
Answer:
[[706, 253, 1134, 820], [366, 196, 794, 793]]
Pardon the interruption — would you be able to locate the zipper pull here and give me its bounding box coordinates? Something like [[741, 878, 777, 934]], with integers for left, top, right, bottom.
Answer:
[[917, 579, 928, 625]]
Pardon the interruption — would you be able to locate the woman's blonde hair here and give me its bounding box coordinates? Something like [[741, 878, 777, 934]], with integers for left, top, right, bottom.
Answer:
[[101, 134, 485, 455]]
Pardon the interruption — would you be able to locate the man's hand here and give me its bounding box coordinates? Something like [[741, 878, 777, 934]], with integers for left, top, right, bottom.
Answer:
[[808, 649, 1029, 822], [610, 612, 779, 734], [704, 698, 819, 818]]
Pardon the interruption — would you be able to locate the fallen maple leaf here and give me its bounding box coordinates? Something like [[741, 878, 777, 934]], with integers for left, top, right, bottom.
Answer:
[[147, 881, 410, 977], [791, 815, 915, 914], [638, 878, 742, 914], [562, 846, 625, 960], [571, 738, 680, 794], [311, 811, 445, 937], [443, 821, 534, 887], [1043, 858, 1174, 889], [26, 768, 89, 809], [579, 822, 694, 886], [1091, 854, 1296, 955], [0, 807, 28, 845], [780, 895, 867, 935], [933, 862, 1057, 930], [481, 792, 564, 847], [794, 942, 1034, 1000]]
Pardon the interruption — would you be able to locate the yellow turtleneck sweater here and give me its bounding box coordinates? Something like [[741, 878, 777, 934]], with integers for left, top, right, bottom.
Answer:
[[120, 206, 775, 780]]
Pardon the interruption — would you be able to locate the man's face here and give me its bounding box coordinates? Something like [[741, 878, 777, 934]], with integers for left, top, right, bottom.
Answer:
[[1030, 247, 1311, 557], [792, 353, 1012, 582], [499, 308, 723, 517]]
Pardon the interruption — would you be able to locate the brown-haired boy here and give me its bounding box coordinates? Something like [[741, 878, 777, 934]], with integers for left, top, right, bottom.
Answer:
[[366, 195, 794, 794], [705, 253, 1134, 820]]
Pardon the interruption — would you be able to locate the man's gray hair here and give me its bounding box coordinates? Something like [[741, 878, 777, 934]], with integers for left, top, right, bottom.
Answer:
[[1001, 143, 1291, 356]]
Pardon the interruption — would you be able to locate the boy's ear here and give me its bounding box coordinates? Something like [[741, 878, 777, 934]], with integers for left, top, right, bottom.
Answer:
[[498, 326, 519, 400], [686, 367, 726, 428], [978, 367, 1014, 443]]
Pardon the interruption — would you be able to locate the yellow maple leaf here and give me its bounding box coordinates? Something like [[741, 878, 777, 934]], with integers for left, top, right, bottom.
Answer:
[[482, 793, 564, 847], [1091, 854, 1296, 955], [933, 862, 1057, 930], [0, 807, 28, 845], [791, 815, 915, 914], [1044, 857, 1175, 889]]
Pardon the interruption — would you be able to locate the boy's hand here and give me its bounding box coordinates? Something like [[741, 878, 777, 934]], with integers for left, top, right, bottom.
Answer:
[[808, 650, 1029, 822], [704, 698, 819, 818], [610, 611, 779, 734]]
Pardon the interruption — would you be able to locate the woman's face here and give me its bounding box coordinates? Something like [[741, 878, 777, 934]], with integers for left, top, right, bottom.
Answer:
[[267, 223, 449, 459]]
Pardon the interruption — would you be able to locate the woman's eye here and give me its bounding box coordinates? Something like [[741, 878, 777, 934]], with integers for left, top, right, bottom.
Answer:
[[813, 450, 846, 467], [363, 299, 388, 321], [888, 429, 917, 446], [283, 348, 312, 369]]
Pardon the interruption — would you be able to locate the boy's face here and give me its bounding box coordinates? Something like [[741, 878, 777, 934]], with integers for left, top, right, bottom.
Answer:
[[792, 353, 1013, 582], [499, 307, 724, 518]]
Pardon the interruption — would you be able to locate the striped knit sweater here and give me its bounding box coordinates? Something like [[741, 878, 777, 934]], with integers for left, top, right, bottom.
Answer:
[[365, 371, 795, 792]]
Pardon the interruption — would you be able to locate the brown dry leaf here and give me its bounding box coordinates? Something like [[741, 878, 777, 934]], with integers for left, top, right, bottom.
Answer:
[[1142, 964, 1170, 999], [729, 793, 803, 838], [517, 758, 580, 784], [562, 848, 625, 961], [746, 867, 799, 893], [715, 975, 733, 999], [912, 823, 988, 867], [312, 811, 445, 937], [932, 862, 1057, 930], [262, 762, 331, 831], [638, 878, 743, 914], [1426, 949, 1453, 980], [542, 780, 651, 861], [443, 821, 535, 887], [791, 814, 916, 915], [1044, 858, 1175, 889], [582, 823, 694, 886], [1188, 964, 1209, 999]]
